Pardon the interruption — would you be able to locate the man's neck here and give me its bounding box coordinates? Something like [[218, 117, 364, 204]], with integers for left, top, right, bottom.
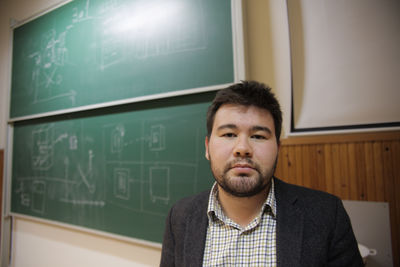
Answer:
[[217, 184, 270, 228]]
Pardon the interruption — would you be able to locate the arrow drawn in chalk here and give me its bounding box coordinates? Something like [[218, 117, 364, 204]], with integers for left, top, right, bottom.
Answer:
[[77, 150, 95, 194]]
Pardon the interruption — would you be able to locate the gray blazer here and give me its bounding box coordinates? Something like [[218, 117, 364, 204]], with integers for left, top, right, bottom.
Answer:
[[160, 178, 363, 267]]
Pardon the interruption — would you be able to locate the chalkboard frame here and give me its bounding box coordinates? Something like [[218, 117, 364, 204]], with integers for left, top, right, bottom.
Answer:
[[4, 0, 245, 247]]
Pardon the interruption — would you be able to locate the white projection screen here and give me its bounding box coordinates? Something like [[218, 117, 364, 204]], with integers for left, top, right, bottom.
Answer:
[[287, 0, 400, 133]]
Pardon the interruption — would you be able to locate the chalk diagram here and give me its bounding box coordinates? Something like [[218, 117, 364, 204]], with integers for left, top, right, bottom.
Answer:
[[111, 124, 125, 153], [13, 112, 205, 219], [104, 119, 200, 216], [17, 0, 209, 113], [14, 122, 104, 215], [28, 25, 76, 105], [114, 168, 130, 200], [32, 181, 46, 214], [26, 0, 94, 106], [98, 0, 208, 70], [149, 166, 169, 204], [14, 180, 46, 214], [32, 125, 54, 170], [149, 124, 165, 151]]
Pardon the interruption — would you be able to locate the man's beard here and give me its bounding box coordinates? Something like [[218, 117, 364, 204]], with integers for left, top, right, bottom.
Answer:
[[210, 156, 278, 198]]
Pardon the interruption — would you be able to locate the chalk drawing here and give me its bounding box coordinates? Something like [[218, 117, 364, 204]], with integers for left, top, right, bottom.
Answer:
[[149, 124, 165, 151], [32, 125, 54, 170], [32, 180, 46, 214], [102, 118, 201, 217], [29, 28, 75, 105], [54, 133, 68, 144], [69, 135, 78, 150], [113, 168, 130, 200], [15, 181, 25, 194], [72, 0, 91, 24], [26, 1, 92, 106], [60, 199, 105, 207], [98, 0, 118, 16], [149, 166, 170, 204], [14, 109, 205, 218], [96, 0, 208, 70], [77, 149, 96, 194], [111, 124, 125, 153], [100, 37, 124, 70], [21, 193, 31, 207]]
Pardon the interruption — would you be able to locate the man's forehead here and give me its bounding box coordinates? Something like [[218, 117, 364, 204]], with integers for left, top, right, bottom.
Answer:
[[215, 104, 273, 118], [213, 104, 275, 129]]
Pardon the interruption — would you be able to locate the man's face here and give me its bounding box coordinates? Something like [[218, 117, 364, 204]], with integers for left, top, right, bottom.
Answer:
[[205, 104, 279, 197]]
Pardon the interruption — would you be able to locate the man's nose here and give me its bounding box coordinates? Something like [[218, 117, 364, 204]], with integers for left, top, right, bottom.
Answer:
[[233, 136, 253, 157]]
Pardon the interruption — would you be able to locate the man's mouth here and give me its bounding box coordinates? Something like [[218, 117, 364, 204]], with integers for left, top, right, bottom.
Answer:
[[230, 163, 255, 173]]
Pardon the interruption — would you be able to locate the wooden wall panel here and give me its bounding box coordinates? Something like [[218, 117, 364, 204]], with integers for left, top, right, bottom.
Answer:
[[276, 131, 400, 267]]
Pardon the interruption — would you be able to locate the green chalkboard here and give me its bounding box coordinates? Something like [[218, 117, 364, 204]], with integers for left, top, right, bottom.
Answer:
[[11, 92, 215, 243], [10, 0, 235, 118]]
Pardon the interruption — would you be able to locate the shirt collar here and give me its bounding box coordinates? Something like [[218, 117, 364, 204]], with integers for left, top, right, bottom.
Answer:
[[207, 178, 277, 224]]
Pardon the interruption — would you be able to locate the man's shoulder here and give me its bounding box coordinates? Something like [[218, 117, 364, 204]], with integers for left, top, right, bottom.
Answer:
[[169, 190, 210, 218], [274, 177, 348, 228], [274, 177, 341, 206]]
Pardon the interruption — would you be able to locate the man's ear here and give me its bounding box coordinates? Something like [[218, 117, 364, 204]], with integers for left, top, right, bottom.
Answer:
[[205, 136, 210, 161]]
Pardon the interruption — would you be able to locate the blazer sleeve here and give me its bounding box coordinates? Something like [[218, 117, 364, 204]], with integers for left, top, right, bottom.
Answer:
[[160, 205, 175, 267], [327, 199, 364, 267]]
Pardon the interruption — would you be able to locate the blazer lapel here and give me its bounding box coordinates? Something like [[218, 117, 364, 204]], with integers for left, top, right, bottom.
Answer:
[[275, 178, 304, 267], [183, 192, 209, 267]]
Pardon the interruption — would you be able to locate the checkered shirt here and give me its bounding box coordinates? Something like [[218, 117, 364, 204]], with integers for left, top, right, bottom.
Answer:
[[202, 179, 277, 266]]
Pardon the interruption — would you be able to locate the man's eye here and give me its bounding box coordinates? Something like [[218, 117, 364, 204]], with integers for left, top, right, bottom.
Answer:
[[222, 133, 236, 138], [252, 135, 266, 140]]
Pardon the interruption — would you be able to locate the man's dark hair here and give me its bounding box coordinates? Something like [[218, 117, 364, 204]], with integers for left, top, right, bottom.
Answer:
[[206, 80, 282, 143]]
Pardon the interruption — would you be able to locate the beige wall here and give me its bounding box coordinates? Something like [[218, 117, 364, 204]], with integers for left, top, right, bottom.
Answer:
[[0, 0, 291, 266], [12, 217, 161, 267], [244, 0, 291, 135]]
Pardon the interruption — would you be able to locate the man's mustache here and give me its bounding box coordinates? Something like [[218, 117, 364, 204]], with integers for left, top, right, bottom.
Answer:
[[224, 158, 260, 173]]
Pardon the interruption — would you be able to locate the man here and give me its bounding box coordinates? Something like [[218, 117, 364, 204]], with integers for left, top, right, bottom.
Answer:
[[160, 81, 363, 266]]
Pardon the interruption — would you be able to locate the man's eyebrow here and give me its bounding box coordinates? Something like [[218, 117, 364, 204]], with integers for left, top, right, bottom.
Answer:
[[216, 124, 272, 135], [252, 125, 272, 135], [216, 124, 237, 131]]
